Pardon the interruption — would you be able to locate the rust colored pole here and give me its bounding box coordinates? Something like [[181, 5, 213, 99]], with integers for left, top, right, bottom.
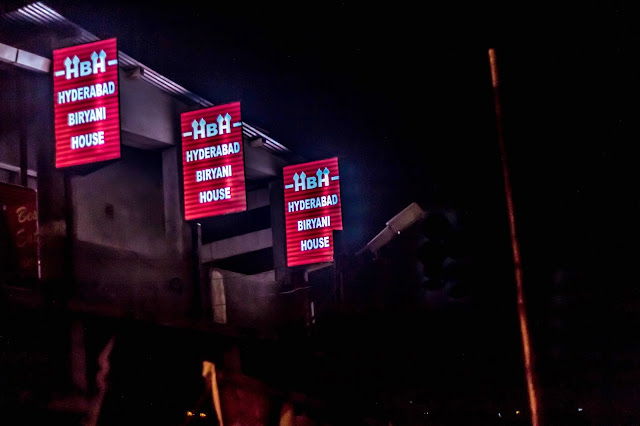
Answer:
[[488, 48, 541, 426]]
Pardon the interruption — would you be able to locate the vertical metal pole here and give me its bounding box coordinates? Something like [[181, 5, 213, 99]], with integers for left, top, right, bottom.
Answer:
[[63, 173, 74, 298], [19, 132, 28, 186], [332, 255, 340, 312], [333, 233, 344, 312], [191, 222, 202, 318], [17, 73, 28, 187], [488, 48, 541, 426]]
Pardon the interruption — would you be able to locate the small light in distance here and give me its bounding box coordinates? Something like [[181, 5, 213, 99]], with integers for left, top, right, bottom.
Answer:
[[578, 408, 583, 412], [516, 410, 520, 415], [498, 412, 502, 418], [200, 413, 207, 417], [187, 411, 193, 417]]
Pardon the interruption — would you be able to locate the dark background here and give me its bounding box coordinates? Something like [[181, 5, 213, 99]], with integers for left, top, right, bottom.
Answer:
[[3, 0, 639, 422], [51, 0, 640, 421], [38, 0, 637, 256]]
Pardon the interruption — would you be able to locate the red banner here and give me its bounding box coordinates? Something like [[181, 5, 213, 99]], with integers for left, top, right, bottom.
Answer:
[[180, 102, 247, 220], [0, 183, 39, 283], [53, 38, 121, 168], [283, 158, 342, 267]]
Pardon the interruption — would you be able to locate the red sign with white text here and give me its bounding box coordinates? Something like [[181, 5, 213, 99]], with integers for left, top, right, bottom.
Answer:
[[53, 38, 121, 168], [283, 158, 342, 267], [0, 183, 39, 284], [181, 102, 247, 220]]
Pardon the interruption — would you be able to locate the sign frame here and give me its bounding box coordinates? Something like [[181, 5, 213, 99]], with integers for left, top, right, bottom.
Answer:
[[283, 157, 342, 267], [180, 101, 248, 221], [53, 38, 122, 169]]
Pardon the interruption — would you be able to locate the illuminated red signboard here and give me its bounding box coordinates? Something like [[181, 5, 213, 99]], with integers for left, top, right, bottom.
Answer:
[[283, 157, 342, 267], [53, 38, 121, 168], [0, 183, 39, 283], [180, 102, 247, 220]]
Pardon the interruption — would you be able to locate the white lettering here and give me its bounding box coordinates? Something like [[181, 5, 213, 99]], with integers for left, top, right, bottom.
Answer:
[[218, 113, 231, 135], [318, 168, 329, 187], [306, 176, 318, 190], [285, 194, 339, 212], [294, 172, 306, 192], [206, 122, 218, 137], [65, 56, 80, 79], [192, 118, 206, 140], [292, 168, 333, 192], [198, 187, 231, 204], [195, 165, 232, 182], [63, 51, 108, 80], [184, 142, 242, 163], [57, 82, 115, 105], [92, 50, 106, 74], [296, 215, 331, 231], [80, 60, 92, 77], [70, 131, 104, 150], [300, 236, 330, 251], [67, 107, 107, 127]]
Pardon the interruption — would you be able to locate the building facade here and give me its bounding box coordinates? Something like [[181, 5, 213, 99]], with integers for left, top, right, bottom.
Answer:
[[0, 3, 326, 424]]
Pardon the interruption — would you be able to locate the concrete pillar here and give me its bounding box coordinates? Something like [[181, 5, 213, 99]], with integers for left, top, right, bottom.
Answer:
[[36, 38, 68, 289], [162, 146, 187, 256], [269, 179, 288, 283], [70, 319, 87, 392], [210, 269, 227, 324]]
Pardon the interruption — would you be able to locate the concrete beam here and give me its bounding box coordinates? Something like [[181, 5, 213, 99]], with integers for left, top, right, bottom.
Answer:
[[0, 43, 18, 63], [246, 188, 270, 210], [0, 161, 37, 177], [0, 42, 50, 73], [16, 49, 51, 73], [243, 140, 288, 180], [119, 68, 189, 148], [202, 228, 272, 263]]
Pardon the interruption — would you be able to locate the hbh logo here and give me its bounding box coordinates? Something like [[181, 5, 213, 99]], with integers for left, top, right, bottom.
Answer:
[[292, 168, 330, 192], [191, 114, 232, 140], [64, 50, 107, 79]]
